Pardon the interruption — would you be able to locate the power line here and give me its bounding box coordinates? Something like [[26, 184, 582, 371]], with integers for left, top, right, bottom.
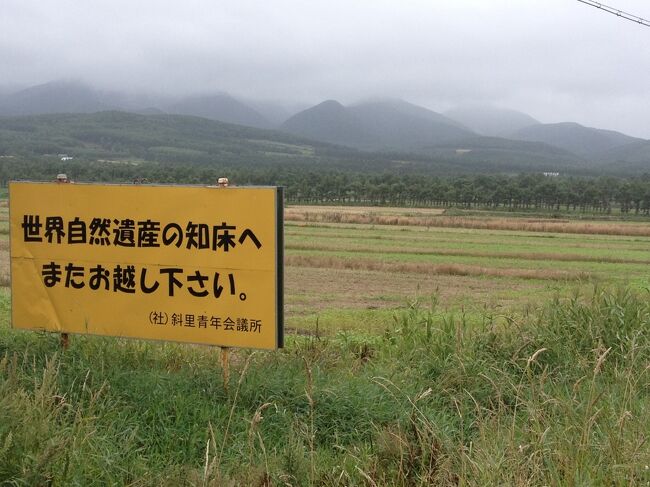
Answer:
[[576, 0, 650, 27]]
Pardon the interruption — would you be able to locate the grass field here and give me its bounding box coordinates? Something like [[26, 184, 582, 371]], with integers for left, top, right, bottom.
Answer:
[[284, 206, 650, 336], [0, 204, 649, 485]]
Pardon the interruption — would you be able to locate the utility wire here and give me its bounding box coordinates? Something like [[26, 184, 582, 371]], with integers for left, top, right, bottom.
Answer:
[[576, 0, 650, 27]]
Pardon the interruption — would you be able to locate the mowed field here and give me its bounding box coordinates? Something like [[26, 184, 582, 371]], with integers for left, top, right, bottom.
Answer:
[[284, 205, 650, 334]]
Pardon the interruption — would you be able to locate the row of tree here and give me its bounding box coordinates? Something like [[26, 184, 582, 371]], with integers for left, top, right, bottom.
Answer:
[[281, 173, 650, 213], [2, 158, 650, 214]]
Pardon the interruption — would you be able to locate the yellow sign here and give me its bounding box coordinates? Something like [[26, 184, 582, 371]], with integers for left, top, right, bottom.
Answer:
[[10, 182, 284, 350]]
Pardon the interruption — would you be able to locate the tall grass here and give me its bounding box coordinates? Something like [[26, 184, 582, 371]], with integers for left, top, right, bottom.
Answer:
[[286, 209, 650, 237], [0, 287, 648, 485], [287, 241, 650, 266], [286, 254, 592, 281]]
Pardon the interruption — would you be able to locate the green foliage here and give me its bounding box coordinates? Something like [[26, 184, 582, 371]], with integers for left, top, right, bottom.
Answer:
[[0, 287, 648, 485]]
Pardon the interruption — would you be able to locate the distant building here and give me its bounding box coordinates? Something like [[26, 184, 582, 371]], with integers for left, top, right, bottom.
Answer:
[[455, 149, 472, 155], [60, 156, 74, 161], [543, 172, 559, 177]]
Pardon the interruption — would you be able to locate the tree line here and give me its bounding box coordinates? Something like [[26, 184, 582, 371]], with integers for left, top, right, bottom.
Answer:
[[2, 158, 650, 214], [282, 172, 650, 214]]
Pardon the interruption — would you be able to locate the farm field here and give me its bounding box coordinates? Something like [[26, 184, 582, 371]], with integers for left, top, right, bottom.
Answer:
[[0, 202, 648, 485], [284, 205, 650, 335]]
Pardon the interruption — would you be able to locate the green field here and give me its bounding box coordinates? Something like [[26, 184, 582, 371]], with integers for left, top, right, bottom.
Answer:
[[0, 205, 649, 485], [284, 207, 650, 336]]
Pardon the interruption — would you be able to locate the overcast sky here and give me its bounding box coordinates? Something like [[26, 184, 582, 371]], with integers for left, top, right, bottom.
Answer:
[[2, 0, 649, 137]]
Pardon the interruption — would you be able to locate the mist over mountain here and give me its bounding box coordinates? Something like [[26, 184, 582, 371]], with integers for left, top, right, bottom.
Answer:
[[444, 105, 540, 137], [132, 107, 167, 116], [0, 80, 176, 117], [510, 122, 645, 158], [0, 84, 23, 96], [0, 81, 114, 115], [281, 99, 474, 151], [166, 93, 271, 129], [360, 98, 469, 130], [243, 99, 307, 125], [1, 80, 649, 172], [0, 81, 274, 129]]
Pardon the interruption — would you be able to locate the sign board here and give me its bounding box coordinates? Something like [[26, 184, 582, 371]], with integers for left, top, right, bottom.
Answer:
[[9, 182, 284, 350]]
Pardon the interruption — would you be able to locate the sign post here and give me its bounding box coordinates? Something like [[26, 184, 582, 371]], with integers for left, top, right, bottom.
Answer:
[[54, 173, 71, 350], [9, 182, 284, 351], [215, 177, 230, 392]]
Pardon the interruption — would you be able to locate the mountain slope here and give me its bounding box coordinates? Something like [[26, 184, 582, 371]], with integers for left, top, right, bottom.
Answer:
[[593, 140, 650, 173], [361, 98, 469, 129], [510, 122, 645, 158], [0, 81, 114, 115], [1, 111, 646, 176], [0, 111, 474, 175], [167, 94, 271, 129], [281, 99, 474, 151], [0, 111, 321, 163], [444, 105, 540, 136], [281, 100, 377, 148], [424, 135, 586, 171]]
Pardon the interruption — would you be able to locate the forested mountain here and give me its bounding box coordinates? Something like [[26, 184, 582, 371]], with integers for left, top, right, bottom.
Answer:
[[423, 135, 586, 171], [444, 105, 540, 136], [280, 100, 620, 169], [594, 140, 650, 173], [0, 111, 319, 165], [1, 111, 648, 178], [281, 99, 474, 151], [364, 98, 469, 129], [281, 100, 376, 148], [167, 93, 271, 129], [510, 122, 645, 158], [3, 111, 524, 183], [0, 111, 456, 174]]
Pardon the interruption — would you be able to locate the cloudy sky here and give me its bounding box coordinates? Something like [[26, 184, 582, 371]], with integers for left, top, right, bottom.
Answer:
[[2, 0, 649, 137]]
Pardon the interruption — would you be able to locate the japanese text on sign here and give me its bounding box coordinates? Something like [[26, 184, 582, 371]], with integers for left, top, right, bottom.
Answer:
[[10, 182, 284, 349], [21, 215, 262, 251]]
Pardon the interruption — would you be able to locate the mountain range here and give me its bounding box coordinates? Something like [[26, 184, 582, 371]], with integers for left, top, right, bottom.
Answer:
[[443, 105, 540, 137], [281, 99, 474, 151], [0, 80, 648, 172], [509, 123, 643, 159]]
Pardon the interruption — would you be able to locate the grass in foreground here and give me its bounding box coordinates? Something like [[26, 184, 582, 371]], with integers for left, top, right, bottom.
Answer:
[[0, 286, 648, 485]]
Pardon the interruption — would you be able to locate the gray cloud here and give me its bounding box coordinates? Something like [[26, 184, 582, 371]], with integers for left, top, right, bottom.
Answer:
[[1, 0, 649, 136]]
